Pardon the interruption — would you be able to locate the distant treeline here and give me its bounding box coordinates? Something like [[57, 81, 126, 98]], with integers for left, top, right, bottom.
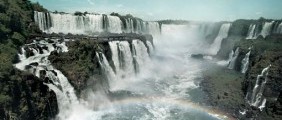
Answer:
[[157, 20, 190, 24]]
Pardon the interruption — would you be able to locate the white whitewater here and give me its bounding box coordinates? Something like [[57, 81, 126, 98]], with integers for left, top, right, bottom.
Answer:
[[216, 50, 234, 66], [132, 40, 151, 72], [199, 23, 216, 37], [146, 41, 154, 55], [108, 41, 136, 90], [227, 47, 239, 69], [246, 24, 258, 39], [34, 11, 161, 35], [109, 41, 120, 74], [209, 23, 231, 55], [124, 18, 134, 33], [49, 13, 85, 34], [135, 20, 142, 33], [249, 65, 271, 111], [260, 21, 275, 38], [85, 14, 104, 33], [118, 41, 135, 77], [34, 11, 50, 32], [96, 52, 117, 88], [147, 22, 161, 35], [241, 51, 251, 73], [274, 22, 282, 34], [14, 39, 79, 119], [107, 16, 122, 33]]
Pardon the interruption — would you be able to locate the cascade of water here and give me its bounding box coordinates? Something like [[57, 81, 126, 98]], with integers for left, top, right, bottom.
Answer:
[[249, 65, 271, 111], [127, 18, 134, 33], [118, 41, 135, 76], [217, 50, 235, 66], [109, 41, 120, 73], [199, 23, 216, 38], [96, 52, 117, 88], [85, 14, 104, 33], [274, 22, 282, 34], [227, 50, 234, 63], [107, 16, 122, 33], [132, 40, 151, 72], [227, 47, 239, 69], [241, 51, 251, 73], [135, 20, 142, 33], [147, 22, 161, 35], [146, 41, 154, 55], [34, 11, 49, 32], [14, 39, 79, 118], [209, 23, 231, 55], [260, 21, 275, 38], [48, 13, 84, 34], [18, 47, 27, 60], [34, 11, 161, 35], [109, 41, 135, 79], [246, 24, 258, 39]]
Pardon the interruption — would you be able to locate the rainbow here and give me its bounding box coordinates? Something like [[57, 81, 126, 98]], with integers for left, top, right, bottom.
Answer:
[[93, 96, 235, 120]]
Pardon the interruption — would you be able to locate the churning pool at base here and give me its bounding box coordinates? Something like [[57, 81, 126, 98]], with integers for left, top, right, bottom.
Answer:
[[65, 96, 227, 120]]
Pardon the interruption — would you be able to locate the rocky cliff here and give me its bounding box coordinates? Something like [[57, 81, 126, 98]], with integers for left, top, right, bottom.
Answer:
[[210, 19, 282, 119]]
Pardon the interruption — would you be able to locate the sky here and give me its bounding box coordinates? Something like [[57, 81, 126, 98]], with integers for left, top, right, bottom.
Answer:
[[31, 0, 282, 21]]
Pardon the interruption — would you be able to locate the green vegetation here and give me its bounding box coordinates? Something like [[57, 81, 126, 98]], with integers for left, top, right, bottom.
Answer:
[[49, 40, 111, 94], [0, 0, 57, 119], [157, 20, 190, 24]]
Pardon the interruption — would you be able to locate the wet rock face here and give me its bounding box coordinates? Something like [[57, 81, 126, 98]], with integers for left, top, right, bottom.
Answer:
[[236, 35, 282, 119], [48, 39, 114, 95]]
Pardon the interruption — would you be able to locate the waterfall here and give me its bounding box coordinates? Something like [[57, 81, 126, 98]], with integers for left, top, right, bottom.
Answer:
[[260, 21, 275, 38], [135, 20, 142, 33], [109, 41, 135, 79], [34, 11, 161, 35], [85, 14, 104, 33], [34, 11, 51, 32], [216, 50, 234, 66], [118, 41, 135, 76], [146, 41, 154, 55], [125, 18, 134, 33], [14, 39, 79, 119], [96, 52, 117, 88], [199, 23, 216, 38], [247, 65, 271, 111], [274, 22, 282, 34], [107, 16, 122, 33], [147, 22, 161, 35], [209, 23, 231, 55], [48, 13, 85, 34], [241, 51, 251, 73], [227, 47, 239, 69], [132, 40, 150, 72], [107, 40, 151, 90], [109, 41, 120, 73], [246, 24, 258, 39]]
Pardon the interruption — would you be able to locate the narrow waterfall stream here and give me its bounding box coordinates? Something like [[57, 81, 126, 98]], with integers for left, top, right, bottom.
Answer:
[[227, 47, 240, 69], [241, 51, 251, 73], [246, 65, 271, 111], [209, 23, 231, 55]]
